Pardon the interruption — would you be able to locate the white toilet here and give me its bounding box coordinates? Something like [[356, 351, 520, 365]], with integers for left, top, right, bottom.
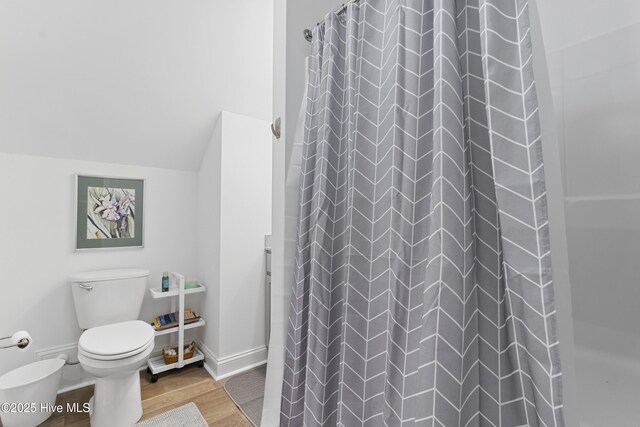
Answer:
[[70, 268, 154, 427]]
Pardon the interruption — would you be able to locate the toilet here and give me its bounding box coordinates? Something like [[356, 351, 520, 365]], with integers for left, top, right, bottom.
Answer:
[[70, 269, 154, 427]]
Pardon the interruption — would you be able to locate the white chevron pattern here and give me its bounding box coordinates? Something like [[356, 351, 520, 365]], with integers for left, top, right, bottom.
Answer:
[[281, 0, 564, 426]]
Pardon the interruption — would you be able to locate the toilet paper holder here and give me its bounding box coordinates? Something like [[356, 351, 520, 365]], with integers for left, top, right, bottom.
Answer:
[[0, 334, 30, 350]]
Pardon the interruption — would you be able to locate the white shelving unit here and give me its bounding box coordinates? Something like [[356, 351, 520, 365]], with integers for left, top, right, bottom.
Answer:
[[146, 272, 206, 382]]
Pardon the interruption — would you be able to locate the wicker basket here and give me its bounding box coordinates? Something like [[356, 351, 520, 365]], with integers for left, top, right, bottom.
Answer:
[[162, 341, 196, 365]]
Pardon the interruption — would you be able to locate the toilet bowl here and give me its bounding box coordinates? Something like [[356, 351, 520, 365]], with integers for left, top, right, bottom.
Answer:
[[0, 358, 65, 427], [78, 320, 154, 427]]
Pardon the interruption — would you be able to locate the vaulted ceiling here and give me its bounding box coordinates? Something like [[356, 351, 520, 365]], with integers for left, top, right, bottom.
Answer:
[[0, 0, 273, 171]]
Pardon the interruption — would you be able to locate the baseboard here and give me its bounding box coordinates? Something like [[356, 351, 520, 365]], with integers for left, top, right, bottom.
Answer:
[[58, 380, 95, 394], [36, 343, 80, 362], [196, 339, 267, 380], [38, 340, 266, 393], [37, 343, 165, 394]]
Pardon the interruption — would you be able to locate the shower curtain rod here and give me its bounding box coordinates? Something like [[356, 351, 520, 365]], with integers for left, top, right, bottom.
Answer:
[[304, 0, 362, 42]]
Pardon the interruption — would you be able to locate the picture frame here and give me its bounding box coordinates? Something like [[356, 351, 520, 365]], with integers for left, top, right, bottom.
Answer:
[[75, 175, 145, 250]]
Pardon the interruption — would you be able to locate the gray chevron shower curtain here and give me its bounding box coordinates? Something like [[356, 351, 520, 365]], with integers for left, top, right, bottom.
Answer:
[[282, 0, 564, 426]]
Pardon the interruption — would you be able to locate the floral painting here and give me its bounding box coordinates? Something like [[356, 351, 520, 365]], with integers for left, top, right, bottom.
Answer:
[[87, 187, 136, 239], [76, 176, 144, 249]]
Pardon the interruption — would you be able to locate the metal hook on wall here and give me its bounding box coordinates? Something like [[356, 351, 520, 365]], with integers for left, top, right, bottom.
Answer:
[[271, 117, 281, 140]]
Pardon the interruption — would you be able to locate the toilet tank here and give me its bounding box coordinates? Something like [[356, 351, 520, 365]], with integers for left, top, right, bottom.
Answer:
[[70, 269, 149, 329]]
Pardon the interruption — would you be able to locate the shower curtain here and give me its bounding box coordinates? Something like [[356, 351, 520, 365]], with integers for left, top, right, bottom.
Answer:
[[282, 0, 563, 425]]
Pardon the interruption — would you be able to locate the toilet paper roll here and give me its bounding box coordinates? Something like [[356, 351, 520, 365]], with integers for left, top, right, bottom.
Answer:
[[11, 330, 32, 351]]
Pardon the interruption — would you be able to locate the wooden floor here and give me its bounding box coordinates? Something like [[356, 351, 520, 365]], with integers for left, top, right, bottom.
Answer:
[[41, 365, 251, 426]]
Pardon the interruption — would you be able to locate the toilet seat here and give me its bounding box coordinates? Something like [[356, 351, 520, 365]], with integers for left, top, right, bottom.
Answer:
[[79, 320, 154, 361], [79, 338, 154, 361]]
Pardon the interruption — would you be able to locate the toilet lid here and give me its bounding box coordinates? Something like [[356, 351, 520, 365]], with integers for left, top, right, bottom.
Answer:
[[79, 320, 154, 358]]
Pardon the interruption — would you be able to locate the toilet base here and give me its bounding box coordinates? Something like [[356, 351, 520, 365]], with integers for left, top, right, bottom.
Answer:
[[90, 371, 142, 427]]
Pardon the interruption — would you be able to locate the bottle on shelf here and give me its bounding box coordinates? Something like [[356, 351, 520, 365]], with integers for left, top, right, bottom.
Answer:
[[161, 272, 170, 292]]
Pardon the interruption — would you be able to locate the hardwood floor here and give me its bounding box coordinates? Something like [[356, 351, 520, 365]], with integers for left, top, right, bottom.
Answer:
[[41, 365, 251, 426]]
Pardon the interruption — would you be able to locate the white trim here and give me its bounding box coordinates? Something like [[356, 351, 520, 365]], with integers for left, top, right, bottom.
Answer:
[[55, 361, 162, 394], [217, 359, 268, 381], [201, 357, 218, 381], [37, 340, 266, 394], [58, 380, 95, 395], [196, 340, 267, 380], [36, 343, 80, 361], [36, 343, 166, 394]]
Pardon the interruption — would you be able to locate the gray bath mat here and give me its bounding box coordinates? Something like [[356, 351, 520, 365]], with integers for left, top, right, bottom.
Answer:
[[135, 402, 207, 427], [224, 365, 266, 426]]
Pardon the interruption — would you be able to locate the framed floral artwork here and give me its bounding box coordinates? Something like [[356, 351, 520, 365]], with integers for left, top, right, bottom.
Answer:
[[75, 175, 144, 250]]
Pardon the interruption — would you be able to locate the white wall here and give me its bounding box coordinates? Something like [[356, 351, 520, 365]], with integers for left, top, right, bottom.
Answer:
[[0, 153, 198, 381], [537, 0, 640, 355], [197, 116, 223, 361], [536, 1, 640, 425], [536, 0, 640, 53], [0, 0, 274, 171], [197, 111, 272, 379], [560, 22, 640, 357], [218, 112, 272, 359], [528, 2, 578, 425]]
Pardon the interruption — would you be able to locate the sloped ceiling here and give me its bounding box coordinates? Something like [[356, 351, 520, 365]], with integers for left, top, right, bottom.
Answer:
[[0, 0, 273, 171]]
